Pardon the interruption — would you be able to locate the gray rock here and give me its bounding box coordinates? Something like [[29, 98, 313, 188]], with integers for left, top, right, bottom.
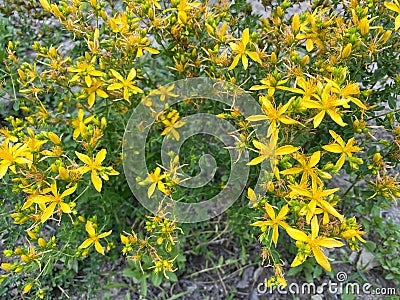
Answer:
[[237, 266, 255, 289], [356, 249, 380, 271], [249, 289, 260, 300]]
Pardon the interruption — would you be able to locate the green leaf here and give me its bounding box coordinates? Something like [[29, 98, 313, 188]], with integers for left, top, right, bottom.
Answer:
[[166, 271, 178, 282], [363, 241, 376, 252], [313, 266, 322, 279], [388, 96, 397, 109], [287, 266, 303, 276], [12, 100, 19, 111], [140, 277, 148, 297], [151, 271, 163, 286], [124, 292, 131, 300]]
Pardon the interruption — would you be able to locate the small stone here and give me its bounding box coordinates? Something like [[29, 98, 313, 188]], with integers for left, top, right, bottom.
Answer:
[[236, 266, 254, 289], [249, 289, 260, 300], [253, 267, 264, 282], [348, 251, 358, 264], [356, 249, 380, 271]]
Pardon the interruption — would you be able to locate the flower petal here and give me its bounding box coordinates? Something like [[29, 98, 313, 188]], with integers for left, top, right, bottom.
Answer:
[[313, 111, 325, 128], [286, 227, 308, 242], [41, 202, 57, 223], [247, 155, 265, 166], [86, 221, 96, 237], [228, 55, 241, 71], [79, 238, 93, 249], [98, 230, 112, 239], [312, 246, 331, 271], [75, 151, 92, 165], [95, 241, 105, 255], [95, 149, 107, 164], [91, 171, 103, 192]]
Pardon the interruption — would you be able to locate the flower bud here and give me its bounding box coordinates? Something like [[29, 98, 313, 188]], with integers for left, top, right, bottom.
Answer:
[[38, 238, 46, 248], [22, 283, 33, 294], [341, 43, 352, 58]]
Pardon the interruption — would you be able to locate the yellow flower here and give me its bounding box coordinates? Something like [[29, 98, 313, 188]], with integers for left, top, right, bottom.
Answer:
[[137, 44, 159, 58], [295, 9, 332, 52], [301, 83, 347, 128], [289, 183, 343, 224], [281, 151, 332, 186], [71, 109, 94, 140], [385, 0, 400, 30], [250, 75, 289, 96], [341, 229, 366, 243], [75, 149, 119, 192], [139, 167, 167, 198], [251, 204, 290, 246], [107, 68, 143, 102], [246, 96, 298, 138], [109, 13, 130, 34], [280, 77, 318, 102], [286, 216, 344, 271], [322, 130, 362, 169], [0, 127, 18, 142], [247, 135, 300, 166], [0, 138, 32, 179], [150, 256, 178, 279], [68, 60, 106, 87], [266, 275, 287, 288], [324, 78, 365, 109], [79, 221, 112, 255], [27, 181, 77, 223], [176, 0, 199, 24], [228, 28, 262, 70], [85, 78, 108, 108], [160, 109, 185, 140], [149, 84, 179, 101]]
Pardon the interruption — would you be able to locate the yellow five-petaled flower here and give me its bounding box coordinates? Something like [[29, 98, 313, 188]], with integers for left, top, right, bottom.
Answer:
[[0, 138, 32, 179], [75, 149, 119, 192], [301, 83, 347, 128], [68, 60, 106, 87], [251, 204, 290, 246], [322, 130, 362, 169], [289, 183, 343, 224], [228, 28, 262, 70], [27, 181, 77, 223], [247, 134, 300, 167], [139, 166, 167, 198], [286, 216, 344, 271], [107, 68, 143, 102], [71, 109, 94, 140], [246, 96, 298, 139], [79, 220, 112, 255], [281, 151, 332, 186]]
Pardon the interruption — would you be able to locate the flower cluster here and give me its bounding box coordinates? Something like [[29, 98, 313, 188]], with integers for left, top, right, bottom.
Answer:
[[0, 0, 399, 296]]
